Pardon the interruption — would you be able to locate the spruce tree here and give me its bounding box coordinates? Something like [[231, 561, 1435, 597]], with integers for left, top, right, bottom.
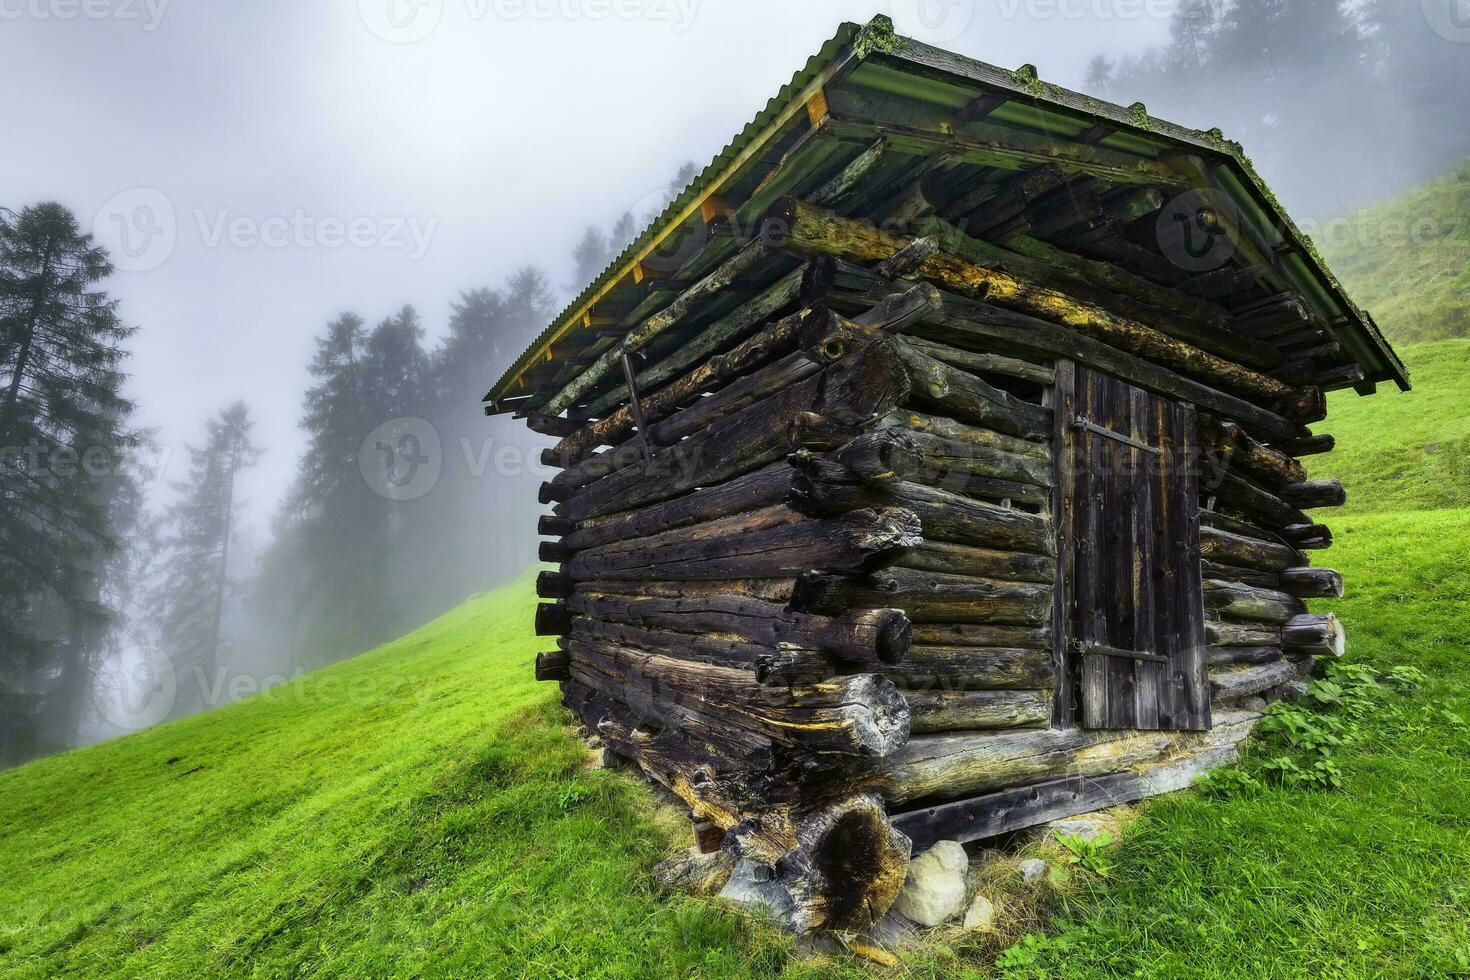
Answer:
[[0, 203, 137, 760], [155, 402, 260, 718]]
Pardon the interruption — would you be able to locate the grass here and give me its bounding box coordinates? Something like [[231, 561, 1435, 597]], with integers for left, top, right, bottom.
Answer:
[[3, 342, 1468, 976], [1319, 158, 1470, 344]]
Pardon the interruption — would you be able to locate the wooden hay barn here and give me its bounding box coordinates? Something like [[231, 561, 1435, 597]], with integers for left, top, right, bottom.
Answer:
[[484, 17, 1408, 934]]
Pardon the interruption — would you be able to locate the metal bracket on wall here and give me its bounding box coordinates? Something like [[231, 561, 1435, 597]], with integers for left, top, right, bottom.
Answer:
[[1073, 640, 1170, 664], [1071, 415, 1162, 456]]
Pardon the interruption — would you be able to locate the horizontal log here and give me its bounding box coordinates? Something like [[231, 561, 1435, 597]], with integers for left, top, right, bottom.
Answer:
[[1214, 473, 1310, 529], [898, 540, 1055, 585], [905, 689, 1052, 733], [556, 340, 910, 522], [801, 312, 1050, 440], [574, 577, 796, 604], [539, 515, 576, 537], [877, 646, 1054, 692], [860, 710, 1257, 805], [791, 568, 1052, 626], [1202, 561, 1280, 591], [1210, 658, 1303, 700], [1279, 567, 1344, 599], [825, 263, 1304, 443], [882, 407, 1048, 460], [1201, 418, 1307, 486], [538, 541, 574, 563], [909, 623, 1051, 650], [765, 198, 1318, 420], [890, 737, 1251, 850], [537, 571, 575, 599], [567, 666, 775, 766], [535, 602, 574, 636], [535, 650, 570, 682], [575, 504, 801, 560], [1281, 480, 1347, 510], [568, 637, 910, 757], [566, 591, 911, 667], [1203, 579, 1306, 624], [836, 427, 1052, 489], [570, 618, 764, 670], [788, 450, 1054, 554], [902, 334, 1055, 385], [523, 411, 580, 438], [562, 462, 793, 553], [1273, 433, 1335, 458], [1206, 645, 1285, 667], [1281, 613, 1345, 657], [561, 507, 920, 582], [1205, 618, 1282, 648], [1199, 525, 1300, 572], [1281, 523, 1333, 550]]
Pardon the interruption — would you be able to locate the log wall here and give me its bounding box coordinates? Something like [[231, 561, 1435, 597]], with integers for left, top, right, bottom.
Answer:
[[526, 198, 1347, 933]]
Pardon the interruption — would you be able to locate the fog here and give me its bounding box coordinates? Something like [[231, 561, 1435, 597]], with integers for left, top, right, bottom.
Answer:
[[4, 0, 1465, 762]]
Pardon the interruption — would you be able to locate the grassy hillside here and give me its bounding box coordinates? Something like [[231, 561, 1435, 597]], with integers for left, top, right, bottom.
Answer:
[[4, 341, 1468, 976], [1311, 339, 1470, 514], [1319, 158, 1470, 343]]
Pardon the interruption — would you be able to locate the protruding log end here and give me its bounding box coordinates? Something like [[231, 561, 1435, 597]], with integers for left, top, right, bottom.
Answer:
[[524, 411, 580, 438], [1282, 522, 1333, 550], [1281, 479, 1347, 510], [1282, 612, 1345, 657], [800, 256, 838, 306], [536, 571, 575, 599], [836, 429, 924, 483], [534, 650, 570, 682], [1280, 567, 1345, 599], [867, 608, 913, 665], [535, 602, 575, 636], [1280, 385, 1327, 424], [1275, 433, 1335, 458], [538, 481, 571, 505], [779, 793, 912, 933], [538, 541, 574, 563], [538, 514, 576, 537]]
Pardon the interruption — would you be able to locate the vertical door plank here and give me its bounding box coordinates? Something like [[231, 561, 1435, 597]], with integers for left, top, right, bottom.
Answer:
[[1051, 361, 1078, 728]]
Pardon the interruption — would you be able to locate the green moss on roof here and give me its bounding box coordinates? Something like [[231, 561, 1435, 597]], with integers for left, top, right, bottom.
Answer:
[[852, 15, 903, 58]]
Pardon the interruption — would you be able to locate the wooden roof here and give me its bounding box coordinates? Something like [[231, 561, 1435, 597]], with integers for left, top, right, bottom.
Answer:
[[485, 16, 1408, 418]]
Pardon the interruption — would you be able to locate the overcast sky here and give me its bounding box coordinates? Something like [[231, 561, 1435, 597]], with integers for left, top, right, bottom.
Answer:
[[1, 0, 1179, 529]]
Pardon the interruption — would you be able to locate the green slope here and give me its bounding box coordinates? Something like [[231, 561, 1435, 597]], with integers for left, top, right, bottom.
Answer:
[[1320, 159, 1470, 344], [0, 573, 798, 978], [1312, 340, 1470, 515], [4, 337, 1468, 976]]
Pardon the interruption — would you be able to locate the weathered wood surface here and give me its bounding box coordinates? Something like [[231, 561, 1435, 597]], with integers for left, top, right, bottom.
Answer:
[[765, 198, 1322, 421], [564, 591, 911, 666], [567, 637, 910, 756], [555, 341, 910, 522], [861, 710, 1259, 805], [1282, 612, 1346, 657], [898, 540, 1055, 585], [1280, 567, 1345, 599], [560, 462, 794, 553], [1060, 362, 1210, 732], [561, 508, 921, 582], [788, 450, 1055, 553], [1204, 579, 1307, 624], [1210, 658, 1307, 700], [905, 689, 1052, 733], [888, 725, 1254, 850], [791, 567, 1052, 625]]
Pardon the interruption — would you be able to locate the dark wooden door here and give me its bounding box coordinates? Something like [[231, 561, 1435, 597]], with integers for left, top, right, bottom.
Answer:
[[1054, 363, 1210, 732]]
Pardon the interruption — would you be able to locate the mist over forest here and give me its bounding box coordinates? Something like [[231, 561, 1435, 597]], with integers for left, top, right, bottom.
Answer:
[[3, 0, 1467, 768]]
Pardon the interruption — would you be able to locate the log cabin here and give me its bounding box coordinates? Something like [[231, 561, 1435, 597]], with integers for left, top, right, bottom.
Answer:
[[483, 17, 1408, 934]]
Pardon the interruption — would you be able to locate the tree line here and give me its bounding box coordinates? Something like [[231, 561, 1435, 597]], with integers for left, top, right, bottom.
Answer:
[[0, 168, 690, 765], [1084, 0, 1470, 215]]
